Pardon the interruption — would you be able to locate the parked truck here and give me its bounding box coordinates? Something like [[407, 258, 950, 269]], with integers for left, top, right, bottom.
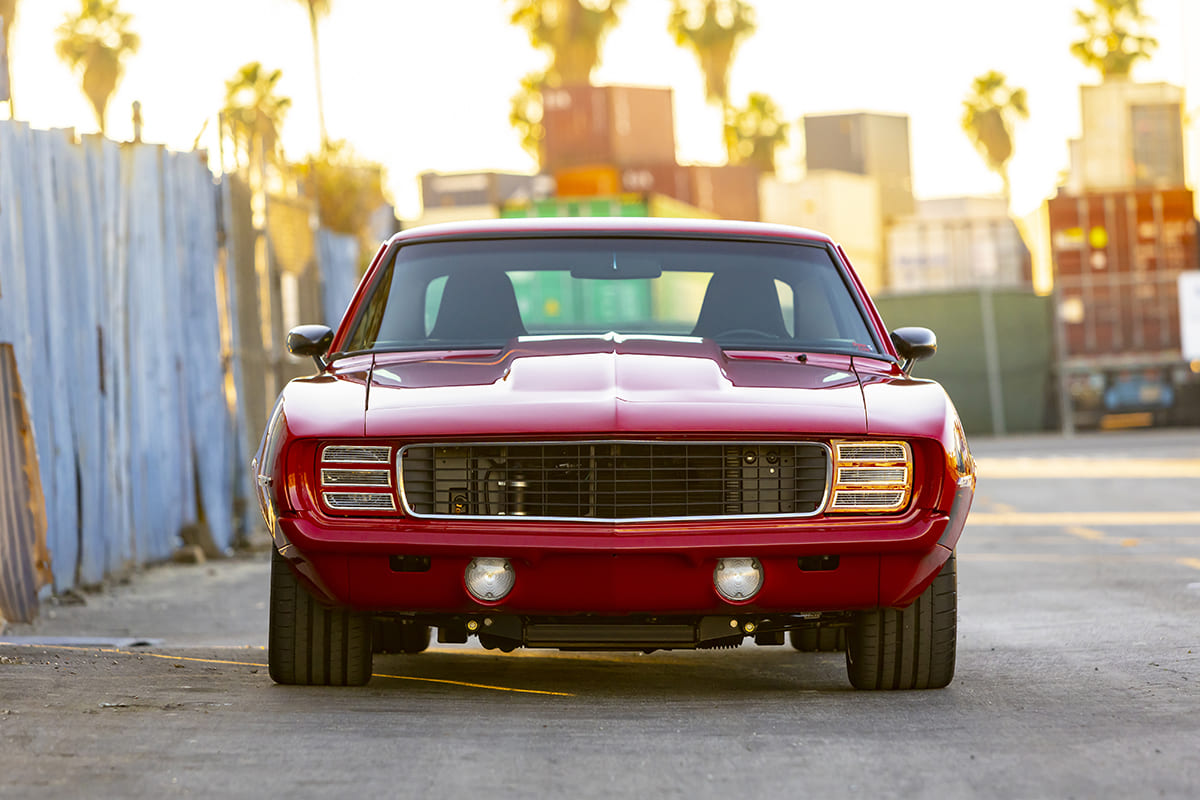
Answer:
[[1048, 187, 1200, 429]]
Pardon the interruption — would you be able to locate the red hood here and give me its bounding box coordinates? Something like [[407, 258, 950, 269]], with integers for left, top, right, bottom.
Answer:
[[363, 336, 869, 438]]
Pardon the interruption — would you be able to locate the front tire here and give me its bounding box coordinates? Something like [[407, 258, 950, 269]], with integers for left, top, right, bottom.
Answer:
[[268, 548, 373, 686], [845, 552, 957, 690]]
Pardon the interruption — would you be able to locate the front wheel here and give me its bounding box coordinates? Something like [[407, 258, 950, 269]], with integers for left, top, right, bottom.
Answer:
[[268, 548, 373, 686], [845, 552, 956, 690]]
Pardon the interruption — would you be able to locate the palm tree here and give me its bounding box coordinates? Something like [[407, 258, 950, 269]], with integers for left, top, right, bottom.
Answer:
[[221, 61, 291, 171], [507, 0, 624, 168], [510, 69, 550, 163], [723, 91, 786, 173], [961, 71, 1029, 206], [1070, 0, 1157, 80], [508, 0, 625, 84], [667, 0, 756, 110], [1, 0, 17, 112], [293, 0, 330, 151], [54, 0, 140, 135]]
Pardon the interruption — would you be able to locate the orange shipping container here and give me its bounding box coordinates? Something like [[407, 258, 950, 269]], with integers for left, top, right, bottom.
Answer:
[[554, 165, 621, 197], [687, 164, 762, 222], [541, 85, 677, 172]]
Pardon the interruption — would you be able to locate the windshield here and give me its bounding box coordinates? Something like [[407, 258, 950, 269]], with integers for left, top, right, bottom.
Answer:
[[342, 237, 881, 355]]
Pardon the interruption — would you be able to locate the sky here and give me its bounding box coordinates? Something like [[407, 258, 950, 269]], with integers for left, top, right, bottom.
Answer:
[[5, 0, 1199, 220]]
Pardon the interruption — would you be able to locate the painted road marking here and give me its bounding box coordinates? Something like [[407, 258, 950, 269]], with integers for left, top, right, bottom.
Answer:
[[969, 512, 1200, 526], [1064, 526, 1107, 541], [975, 458, 1200, 478], [960, 553, 1200, 570], [0, 644, 575, 697], [967, 535, 1200, 545]]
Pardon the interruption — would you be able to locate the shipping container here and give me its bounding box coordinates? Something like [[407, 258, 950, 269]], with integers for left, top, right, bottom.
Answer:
[[499, 192, 715, 220], [803, 112, 915, 223], [1048, 186, 1200, 428], [541, 84, 677, 172], [1065, 82, 1186, 193], [687, 164, 761, 222], [619, 162, 692, 204], [887, 213, 1031, 293], [760, 171, 883, 292], [419, 171, 554, 210], [554, 164, 621, 197], [408, 204, 500, 229]]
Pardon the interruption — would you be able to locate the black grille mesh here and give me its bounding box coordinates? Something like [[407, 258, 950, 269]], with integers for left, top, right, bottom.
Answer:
[[400, 442, 827, 520]]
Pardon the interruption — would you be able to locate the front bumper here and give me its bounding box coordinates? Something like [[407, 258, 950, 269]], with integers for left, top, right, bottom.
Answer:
[[274, 486, 970, 616]]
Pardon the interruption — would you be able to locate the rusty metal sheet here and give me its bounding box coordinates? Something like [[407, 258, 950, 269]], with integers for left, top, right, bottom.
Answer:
[[0, 344, 52, 623]]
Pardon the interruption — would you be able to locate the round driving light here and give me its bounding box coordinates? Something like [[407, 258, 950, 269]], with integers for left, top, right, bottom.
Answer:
[[714, 557, 763, 602], [465, 557, 515, 602]]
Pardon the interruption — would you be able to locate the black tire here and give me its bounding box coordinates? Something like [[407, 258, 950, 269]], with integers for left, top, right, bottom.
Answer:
[[372, 619, 432, 654], [790, 624, 846, 652], [845, 552, 956, 690], [268, 549, 373, 686]]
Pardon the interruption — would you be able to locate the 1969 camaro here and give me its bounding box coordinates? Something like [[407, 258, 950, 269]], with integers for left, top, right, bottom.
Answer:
[[254, 217, 975, 690]]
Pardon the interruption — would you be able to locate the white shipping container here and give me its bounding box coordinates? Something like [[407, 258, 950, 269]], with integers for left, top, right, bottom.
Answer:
[[407, 204, 500, 228], [1071, 81, 1186, 191], [759, 171, 884, 291], [887, 214, 1030, 293]]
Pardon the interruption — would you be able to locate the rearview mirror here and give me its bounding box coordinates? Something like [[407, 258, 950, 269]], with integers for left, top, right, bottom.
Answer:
[[570, 254, 662, 280]]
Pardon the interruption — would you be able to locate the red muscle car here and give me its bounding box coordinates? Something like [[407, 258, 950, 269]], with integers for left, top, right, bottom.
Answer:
[[254, 217, 975, 689]]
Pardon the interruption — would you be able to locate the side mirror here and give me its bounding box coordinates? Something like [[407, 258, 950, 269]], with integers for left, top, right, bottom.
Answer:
[[286, 324, 334, 371], [890, 327, 937, 373]]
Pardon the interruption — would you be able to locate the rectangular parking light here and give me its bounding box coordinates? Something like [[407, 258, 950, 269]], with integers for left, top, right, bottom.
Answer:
[[828, 440, 912, 513], [320, 444, 396, 512]]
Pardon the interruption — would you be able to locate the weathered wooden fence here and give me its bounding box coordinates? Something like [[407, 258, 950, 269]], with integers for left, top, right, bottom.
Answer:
[[0, 121, 361, 623]]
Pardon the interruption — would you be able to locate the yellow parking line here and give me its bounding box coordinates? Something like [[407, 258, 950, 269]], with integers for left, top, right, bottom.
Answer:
[[372, 671, 573, 696], [961, 553, 1196, 565], [975, 458, 1200, 479], [1064, 526, 1106, 541], [969, 512, 1200, 527], [0, 643, 574, 697]]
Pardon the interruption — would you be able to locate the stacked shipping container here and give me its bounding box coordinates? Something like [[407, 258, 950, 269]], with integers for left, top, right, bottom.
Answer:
[[1048, 187, 1200, 427]]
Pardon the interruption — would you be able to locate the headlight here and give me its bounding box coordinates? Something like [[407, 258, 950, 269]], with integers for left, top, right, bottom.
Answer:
[[827, 440, 912, 513], [319, 444, 396, 512]]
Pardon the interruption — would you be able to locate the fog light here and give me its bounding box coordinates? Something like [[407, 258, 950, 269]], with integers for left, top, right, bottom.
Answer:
[[714, 557, 763, 602], [465, 557, 514, 602]]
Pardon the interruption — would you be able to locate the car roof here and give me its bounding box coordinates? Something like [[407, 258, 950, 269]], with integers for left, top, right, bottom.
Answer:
[[388, 216, 836, 246]]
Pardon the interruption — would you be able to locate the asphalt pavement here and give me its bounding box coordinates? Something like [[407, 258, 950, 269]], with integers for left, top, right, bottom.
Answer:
[[2, 427, 1198, 799]]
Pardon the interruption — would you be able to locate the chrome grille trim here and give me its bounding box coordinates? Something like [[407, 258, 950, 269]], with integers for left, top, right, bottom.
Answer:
[[320, 468, 392, 487], [322, 445, 391, 463], [836, 443, 907, 462], [323, 492, 396, 511], [835, 466, 909, 485], [830, 490, 906, 509], [398, 440, 831, 522]]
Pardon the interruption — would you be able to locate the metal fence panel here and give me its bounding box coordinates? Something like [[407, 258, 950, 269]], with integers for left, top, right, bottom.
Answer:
[[0, 345, 51, 623], [0, 120, 345, 611], [317, 229, 360, 330], [0, 121, 238, 610]]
